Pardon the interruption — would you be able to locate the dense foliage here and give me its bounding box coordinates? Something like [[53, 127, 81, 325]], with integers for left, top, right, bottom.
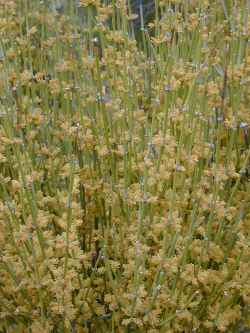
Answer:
[[0, 0, 250, 332]]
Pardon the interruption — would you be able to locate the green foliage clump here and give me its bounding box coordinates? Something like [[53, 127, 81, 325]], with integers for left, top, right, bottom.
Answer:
[[0, 0, 250, 332]]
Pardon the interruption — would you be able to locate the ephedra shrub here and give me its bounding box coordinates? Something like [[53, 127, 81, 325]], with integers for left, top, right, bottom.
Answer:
[[0, 0, 250, 332]]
